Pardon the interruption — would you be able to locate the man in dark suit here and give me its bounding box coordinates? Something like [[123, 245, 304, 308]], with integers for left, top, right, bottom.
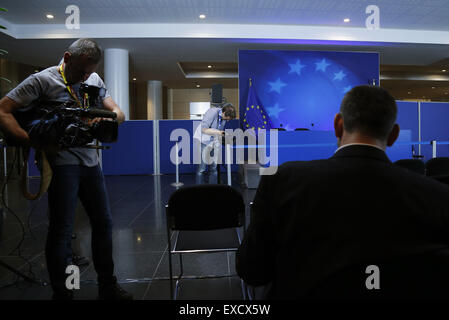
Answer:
[[236, 85, 449, 299]]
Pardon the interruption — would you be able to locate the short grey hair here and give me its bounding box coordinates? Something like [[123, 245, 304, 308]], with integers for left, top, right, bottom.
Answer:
[[67, 38, 102, 63]]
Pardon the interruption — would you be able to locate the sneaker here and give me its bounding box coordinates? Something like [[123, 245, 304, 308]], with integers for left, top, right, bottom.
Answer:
[[72, 254, 90, 267], [98, 277, 133, 300]]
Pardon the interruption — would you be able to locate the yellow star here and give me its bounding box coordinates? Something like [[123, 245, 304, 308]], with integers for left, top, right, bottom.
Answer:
[[257, 105, 260, 109], [246, 124, 249, 127], [263, 115, 266, 119], [243, 118, 246, 122], [264, 121, 267, 124], [247, 107, 249, 111], [251, 105, 254, 109]]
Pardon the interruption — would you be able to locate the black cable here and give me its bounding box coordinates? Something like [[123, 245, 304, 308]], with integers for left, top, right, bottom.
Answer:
[[0, 146, 41, 285], [1, 147, 26, 256]]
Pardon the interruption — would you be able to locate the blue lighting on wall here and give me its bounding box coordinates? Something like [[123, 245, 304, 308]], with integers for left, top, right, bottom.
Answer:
[[239, 50, 379, 131]]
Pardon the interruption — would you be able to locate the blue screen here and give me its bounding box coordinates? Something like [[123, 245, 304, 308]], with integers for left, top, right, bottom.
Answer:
[[239, 50, 379, 131]]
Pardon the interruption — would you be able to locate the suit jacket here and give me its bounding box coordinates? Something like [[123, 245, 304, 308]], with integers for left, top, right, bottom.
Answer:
[[236, 145, 449, 299]]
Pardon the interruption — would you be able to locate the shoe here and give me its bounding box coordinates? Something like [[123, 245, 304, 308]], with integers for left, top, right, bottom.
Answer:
[[98, 277, 133, 300], [72, 254, 90, 267]]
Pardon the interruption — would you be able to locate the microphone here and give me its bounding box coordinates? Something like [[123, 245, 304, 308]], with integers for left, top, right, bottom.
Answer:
[[85, 108, 117, 119]]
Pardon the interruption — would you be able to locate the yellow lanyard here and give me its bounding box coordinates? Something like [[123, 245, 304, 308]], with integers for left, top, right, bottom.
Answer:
[[58, 63, 89, 108]]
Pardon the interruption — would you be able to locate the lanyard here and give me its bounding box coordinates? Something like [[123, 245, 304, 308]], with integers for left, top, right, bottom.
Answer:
[[218, 111, 223, 128], [58, 63, 88, 108]]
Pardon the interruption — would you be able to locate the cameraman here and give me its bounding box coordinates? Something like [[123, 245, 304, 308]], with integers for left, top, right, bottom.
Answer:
[[196, 103, 236, 184], [0, 39, 130, 300]]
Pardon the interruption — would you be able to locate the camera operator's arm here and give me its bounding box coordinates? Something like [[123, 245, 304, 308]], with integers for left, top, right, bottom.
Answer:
[[0, 96, 31, 146], [102, 97, 125, 124]]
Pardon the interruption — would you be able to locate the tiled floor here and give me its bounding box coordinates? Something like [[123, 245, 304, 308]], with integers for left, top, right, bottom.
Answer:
[[0, 172, 256, 300]]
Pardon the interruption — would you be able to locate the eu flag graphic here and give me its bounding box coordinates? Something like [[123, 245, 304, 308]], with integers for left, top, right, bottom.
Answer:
[[243, 79, 273, 132], [239, 50, 379, 131]]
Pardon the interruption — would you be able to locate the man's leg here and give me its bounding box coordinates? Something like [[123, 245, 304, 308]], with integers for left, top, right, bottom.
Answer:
[[196, 143, 208, 184], [46, 165, 80, 300], [78, 165, 132, 300]]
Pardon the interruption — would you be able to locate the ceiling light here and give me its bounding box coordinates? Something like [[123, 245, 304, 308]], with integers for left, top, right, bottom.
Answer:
[[196, 84, 201, 88], [207, 65, 212, 69], [343, 18, 350, 23], [445, 92, 448, 95], [46, 14, 54, 19], [132, 78, 136, 81], [199, 14, 206, 19], [432, 87, 436, 89], [442, 69, 447, 72], [407, 91, 411, 94], [34, 70, 39, 73]]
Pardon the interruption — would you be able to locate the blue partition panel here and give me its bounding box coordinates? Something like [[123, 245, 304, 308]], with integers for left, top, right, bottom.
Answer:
[[102, 120, 153, 175], [421, 102, 449, 160], [386, 129, 412, 162], [275, 130, 337, 164], [159, 120, 196, 174], [262, 129, 411, 165], [396, 101, 419, 142]]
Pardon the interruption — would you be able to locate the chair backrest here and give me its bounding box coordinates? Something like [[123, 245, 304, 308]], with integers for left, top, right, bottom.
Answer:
[[394, 159, 425, 175], [304, 249, 449, 299], [426, 157, 449, 176], [166, 184, 245, 231]]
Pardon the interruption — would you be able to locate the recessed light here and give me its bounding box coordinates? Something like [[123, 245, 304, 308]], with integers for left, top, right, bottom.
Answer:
[[132, 78, 136, 81], [207, 65, 212, 69], [408, 91, 411, 94], [445, 92, 448, 95], [199, 14, 206, 19], [196, 84, 200, 88], [34, 69, 39, 73], [46, 14, 54, 19], [343, 18, 350, 23], [432, 87, 436, 89], [443, 69, 447, 72]]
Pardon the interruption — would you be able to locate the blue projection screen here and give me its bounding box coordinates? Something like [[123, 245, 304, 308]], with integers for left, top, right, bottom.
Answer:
[[239, 50, 379, 131]]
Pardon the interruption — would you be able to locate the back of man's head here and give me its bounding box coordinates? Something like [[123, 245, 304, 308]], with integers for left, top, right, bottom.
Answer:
[[67, 38, 102, 64], [340, 85, 397, 141]]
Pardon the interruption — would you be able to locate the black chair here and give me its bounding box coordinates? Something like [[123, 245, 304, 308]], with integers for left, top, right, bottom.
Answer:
[[426, 157, 449, 177], [394, 159, 425, 175], [294, 128, 310, 131], [165, 184, 246, 299], [304, 249, 449, 300]]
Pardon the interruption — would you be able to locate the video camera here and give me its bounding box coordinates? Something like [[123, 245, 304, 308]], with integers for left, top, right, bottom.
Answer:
[[7, 84, 118, 148]]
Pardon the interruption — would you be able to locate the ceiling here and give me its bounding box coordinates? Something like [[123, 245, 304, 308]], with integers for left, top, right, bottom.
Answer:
[[2, 0, 449, 31], [1, 0, 449, 101]]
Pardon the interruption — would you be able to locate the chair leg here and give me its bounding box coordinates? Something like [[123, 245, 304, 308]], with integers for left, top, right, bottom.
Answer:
[[241, 279, 248, 300], [174, 254, 184, 300], [168, 250, 174, 300]]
